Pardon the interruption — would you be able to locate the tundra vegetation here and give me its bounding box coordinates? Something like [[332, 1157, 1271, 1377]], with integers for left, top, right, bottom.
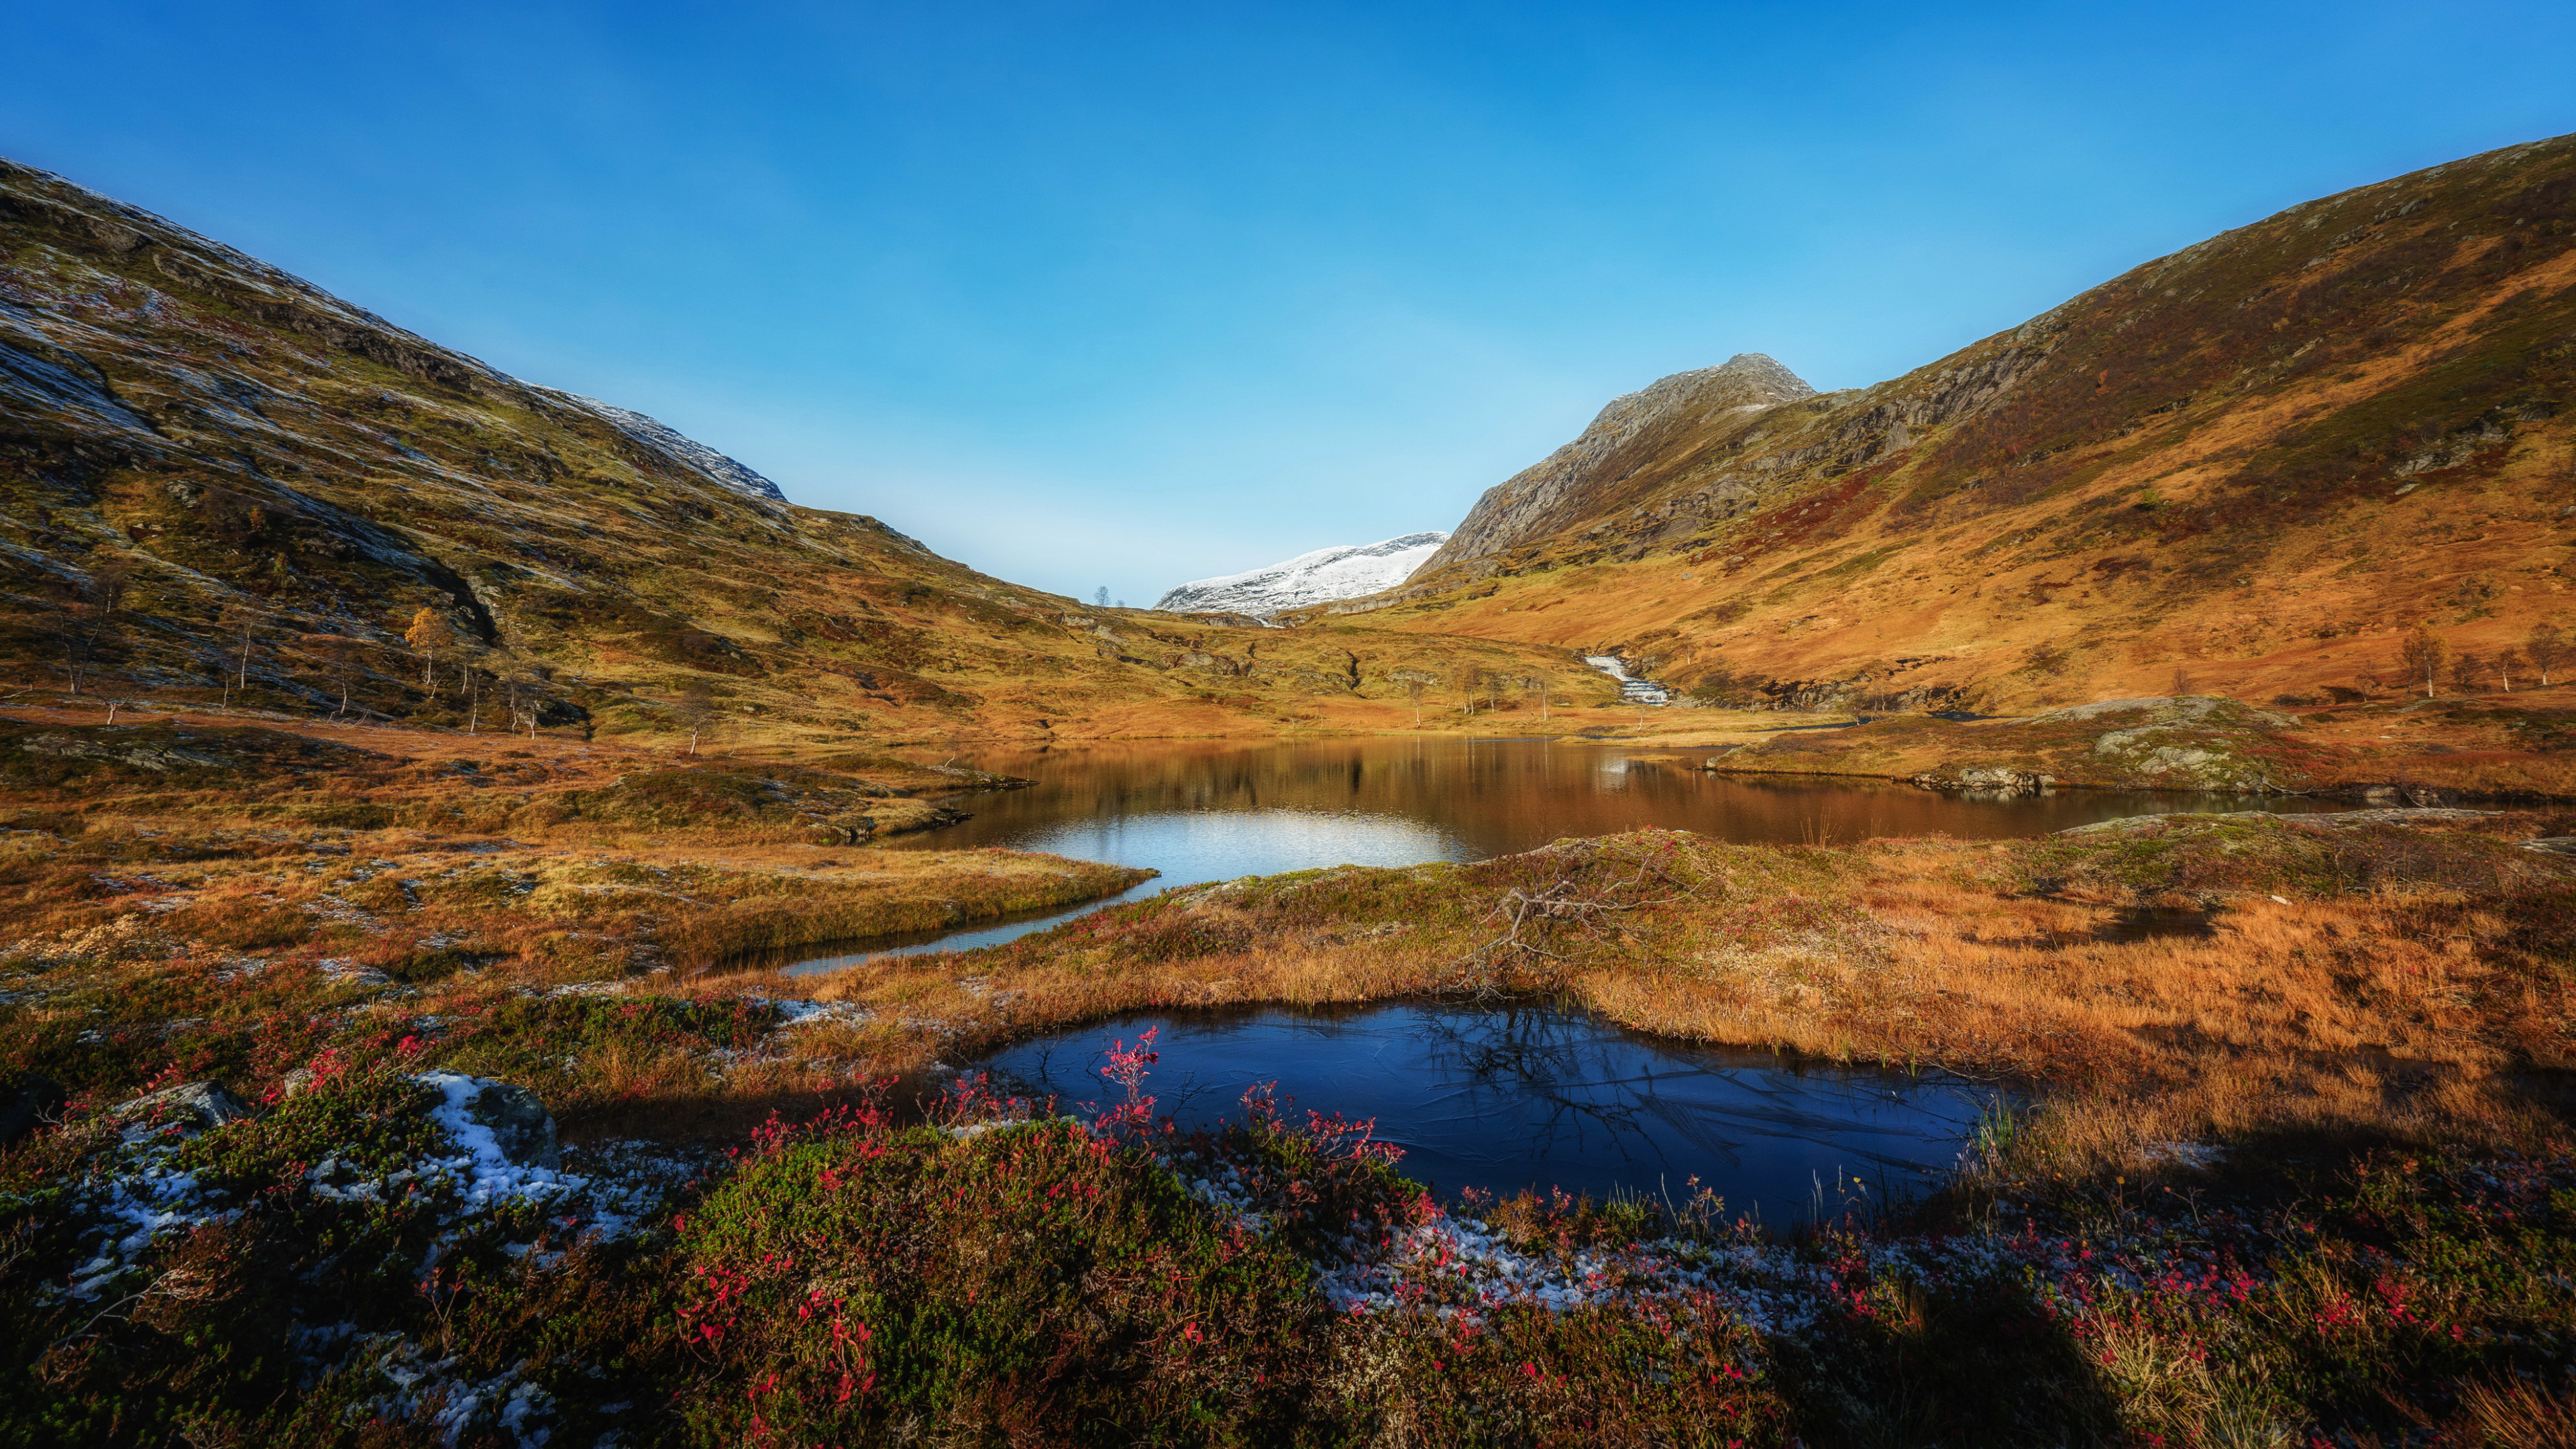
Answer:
[[0, 699, 2571, 1446]]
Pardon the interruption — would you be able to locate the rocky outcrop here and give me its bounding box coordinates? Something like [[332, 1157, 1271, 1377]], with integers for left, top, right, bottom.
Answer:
[[419, 1072, 561, 1169], [2037, 696, 2300, 792], [18, 731, 231, 773], [546, 394, 789, 504], [1910, 766, 2055, 795], [1426, 356, 1814, 567], [113, 1080, 254, 1137]]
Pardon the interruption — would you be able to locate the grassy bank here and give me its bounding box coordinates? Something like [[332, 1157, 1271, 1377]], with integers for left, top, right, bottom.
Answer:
[[759, 812, 2575, 1171]]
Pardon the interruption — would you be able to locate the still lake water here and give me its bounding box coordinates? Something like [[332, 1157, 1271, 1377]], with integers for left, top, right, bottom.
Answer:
[[804, 737, 2310, 1209], [979, 1002, 2001, 1222], [780, 736, 2337, 970]]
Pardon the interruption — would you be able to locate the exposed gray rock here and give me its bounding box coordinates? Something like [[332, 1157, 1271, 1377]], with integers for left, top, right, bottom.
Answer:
[[2031, 696, 2300, 792], [19, 731, 231, 772], [549, 394, 790, 504], [1912, 765, 2055, 794], [2031, 696, 2297, 730], [1428, 356, 1813, 567], [2521, 837, 2576, 855], [460, 1079, 559, 1169], [113, 1079, 252, 1136]]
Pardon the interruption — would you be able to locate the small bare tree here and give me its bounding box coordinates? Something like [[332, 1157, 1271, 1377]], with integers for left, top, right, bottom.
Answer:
[[50, 560, 134, 696], [2168, 661, 2195, 697], [2498, 647, 2525, 693], [2449, 649, 2485, 696], [2528, 623, 2565, 687], [1523, 673, 1553, 722], [302, 635, 368, 720], [669, 682, 717, 755], [2399, 627, 2448, 699], [1391, 672, 1431, 727], [217, 603, 262, 708], [502, 673, 546, 740]]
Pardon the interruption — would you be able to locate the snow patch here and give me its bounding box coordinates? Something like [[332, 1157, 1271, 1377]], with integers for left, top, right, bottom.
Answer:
[[1155, 532, 1449, 618]]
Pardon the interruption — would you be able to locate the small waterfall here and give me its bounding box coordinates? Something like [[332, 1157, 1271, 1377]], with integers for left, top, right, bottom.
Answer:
[[1581, 655, 1670, 706]]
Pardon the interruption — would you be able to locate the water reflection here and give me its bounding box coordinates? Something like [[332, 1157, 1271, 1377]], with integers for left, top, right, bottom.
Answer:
[[780, 739, 2340, 969], [889, 737, 2336, 862], [979, 1003, 2004, 1222]]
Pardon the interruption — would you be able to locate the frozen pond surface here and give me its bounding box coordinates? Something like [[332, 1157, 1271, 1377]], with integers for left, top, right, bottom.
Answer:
[[977, 1002, 2006, 1222]]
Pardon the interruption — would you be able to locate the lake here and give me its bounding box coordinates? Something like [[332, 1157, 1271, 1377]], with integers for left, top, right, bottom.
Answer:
[[778, 737, 2337, 971]]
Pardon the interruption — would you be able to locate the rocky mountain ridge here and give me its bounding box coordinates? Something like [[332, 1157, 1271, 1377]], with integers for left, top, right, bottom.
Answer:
[[1336, 133, 2576, 714], [0, 158, 1587, 741], [1421, 353, 1815, 569], [547, 394, 788, 503]]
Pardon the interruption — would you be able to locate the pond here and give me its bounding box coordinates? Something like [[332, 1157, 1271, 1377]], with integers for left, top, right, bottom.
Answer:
[[778, 737, 2340, 972], [974, 1002, 2004, 1222]]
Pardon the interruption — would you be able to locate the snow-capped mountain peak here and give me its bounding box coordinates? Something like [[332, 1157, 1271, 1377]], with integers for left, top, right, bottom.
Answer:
[[1154, 532, 1449, 618]]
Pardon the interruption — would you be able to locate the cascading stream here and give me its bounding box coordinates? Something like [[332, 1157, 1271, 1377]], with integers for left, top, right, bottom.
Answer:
[[1580, 654, 1671, 705]]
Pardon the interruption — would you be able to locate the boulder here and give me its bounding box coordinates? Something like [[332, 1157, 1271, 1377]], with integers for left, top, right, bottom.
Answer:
[[1911, 766, 2053, 794], [0, 1073, 67, 1144], [468, 1081, 559, 1168], [19, 731, 231, 773], [1960, 766, 2051, 794], [112, 1080, 252, 1137], [419, 1073, 560, 1169]]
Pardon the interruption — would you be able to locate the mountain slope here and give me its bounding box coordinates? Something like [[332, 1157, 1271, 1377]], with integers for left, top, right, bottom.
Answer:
[[1155, 532, 1448, 618], [0, 160, 1592, 743], [1421, 353, 1814, 569], [1334, 134, 2576, 714]]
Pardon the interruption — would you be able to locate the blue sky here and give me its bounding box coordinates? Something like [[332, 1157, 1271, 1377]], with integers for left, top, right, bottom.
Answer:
[[7, 2, 2573, 605]]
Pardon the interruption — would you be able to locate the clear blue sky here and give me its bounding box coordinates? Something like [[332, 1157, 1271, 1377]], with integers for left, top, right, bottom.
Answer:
[[7, 2, 2573, 606]]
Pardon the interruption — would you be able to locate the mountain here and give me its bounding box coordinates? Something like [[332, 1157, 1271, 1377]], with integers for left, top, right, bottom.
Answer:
[[1333, 133, 2576, 714], [1421, 354, 1813, 570], [0, 160, 1588, 741], [1155, 532, 1449, 618]]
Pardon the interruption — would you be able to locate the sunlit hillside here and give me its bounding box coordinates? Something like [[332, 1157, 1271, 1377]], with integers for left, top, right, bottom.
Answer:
[[1329, 133, 2576, 716]]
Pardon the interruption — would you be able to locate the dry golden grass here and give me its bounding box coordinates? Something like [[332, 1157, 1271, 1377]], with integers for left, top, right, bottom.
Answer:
[[718, 818, 2574, 1175], [11, 697, 2569, 1179]]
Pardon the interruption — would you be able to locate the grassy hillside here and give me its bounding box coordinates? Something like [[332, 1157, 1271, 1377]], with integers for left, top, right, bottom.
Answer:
[[1332, 133, 2576, 720], [0, 158, 1603, 747]]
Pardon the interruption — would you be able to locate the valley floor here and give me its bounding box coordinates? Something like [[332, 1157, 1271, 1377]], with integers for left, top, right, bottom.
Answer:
[[1, 703, 2571, 1444]]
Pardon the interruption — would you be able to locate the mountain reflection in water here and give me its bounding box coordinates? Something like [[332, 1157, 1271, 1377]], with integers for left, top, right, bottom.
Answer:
[[775, 739, 2341, 971], [890, 737, 2339, 862], [980, 1003, 2005, 1222]]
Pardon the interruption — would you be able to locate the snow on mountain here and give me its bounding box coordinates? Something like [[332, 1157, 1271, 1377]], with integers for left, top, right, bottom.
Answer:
[[1154, 533, 1450, 618]]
